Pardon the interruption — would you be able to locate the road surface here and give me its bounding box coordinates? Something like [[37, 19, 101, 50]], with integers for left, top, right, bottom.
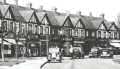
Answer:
[[42, 58, 120, 69]]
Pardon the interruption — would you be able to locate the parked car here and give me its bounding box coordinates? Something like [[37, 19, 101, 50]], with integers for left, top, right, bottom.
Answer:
[[89, 47, 100, 58], [100, 48, 113, 58], [72, 47, 84, 59], [47, 47, 62, 63]]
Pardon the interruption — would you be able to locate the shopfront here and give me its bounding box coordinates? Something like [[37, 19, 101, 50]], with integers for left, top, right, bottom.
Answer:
[[0, 38, 16, 57], [27, 42, 40, 57]]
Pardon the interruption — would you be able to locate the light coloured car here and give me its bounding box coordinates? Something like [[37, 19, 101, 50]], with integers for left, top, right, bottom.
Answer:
[[47, 47, 62, 62]]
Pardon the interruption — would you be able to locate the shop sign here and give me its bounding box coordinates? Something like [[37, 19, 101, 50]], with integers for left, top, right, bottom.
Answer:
[[63, 37, 72, 41]]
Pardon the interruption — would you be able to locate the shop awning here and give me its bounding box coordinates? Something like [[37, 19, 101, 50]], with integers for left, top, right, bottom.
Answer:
[[74, 41, 84, 43], [0, 38, 16, 45], [110, 43, 120, 48], [110, 40, 120, 43]]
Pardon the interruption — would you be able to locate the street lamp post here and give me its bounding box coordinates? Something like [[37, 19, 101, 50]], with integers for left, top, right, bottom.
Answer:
[[1, 18, 5, 62]]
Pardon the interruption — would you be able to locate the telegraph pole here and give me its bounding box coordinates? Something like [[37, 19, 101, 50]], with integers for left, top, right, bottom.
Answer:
[[46, 34, 49, 56], [1, 18, 5, 62]]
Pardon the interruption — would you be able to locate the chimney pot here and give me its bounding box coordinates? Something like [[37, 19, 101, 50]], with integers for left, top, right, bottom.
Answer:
[[3, 0, 6, 4], [78, 11, 81, 16], [14, 0, 18, 6], [89, 12, 92, 16], [40, 5, 43, 10], [52, 7, 57, 12], [100, 13, 105, 19]]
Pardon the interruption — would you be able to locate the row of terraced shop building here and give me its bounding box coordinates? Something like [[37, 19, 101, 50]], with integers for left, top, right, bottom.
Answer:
[[0, 1, 120, 57]]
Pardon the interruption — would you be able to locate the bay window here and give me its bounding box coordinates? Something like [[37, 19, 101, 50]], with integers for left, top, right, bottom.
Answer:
[[98, 31, 101, 38], [10, 22, 13, 32], [40, 26, 43, 34]]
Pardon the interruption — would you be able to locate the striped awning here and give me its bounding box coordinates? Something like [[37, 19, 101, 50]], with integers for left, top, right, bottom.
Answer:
[[110, 43, 120, 47], [0, 38, 16, 45]]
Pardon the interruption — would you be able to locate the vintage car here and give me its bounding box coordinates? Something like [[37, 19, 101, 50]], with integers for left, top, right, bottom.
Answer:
[[89, 47, 100, 58], [72, 47, 84, 59], [47, 47, 62, 62], [100, 48, 113, 58]]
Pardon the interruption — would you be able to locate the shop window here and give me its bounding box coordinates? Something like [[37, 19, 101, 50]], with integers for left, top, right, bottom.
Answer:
[[4, 45, 11, 50]]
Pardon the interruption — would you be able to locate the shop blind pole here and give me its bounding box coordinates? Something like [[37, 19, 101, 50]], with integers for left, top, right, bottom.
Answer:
[[15, 33, 19, 60]]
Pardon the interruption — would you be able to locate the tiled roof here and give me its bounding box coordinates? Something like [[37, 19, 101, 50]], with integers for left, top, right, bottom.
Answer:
[[19, 10, 34, 22], [0, 4, 9, 17], [0, 2, 114, 30], [69, 14, 79, 26], [10, 5, 25, 22], [108, 22, 118, 30], [36, 11, 46, 22]]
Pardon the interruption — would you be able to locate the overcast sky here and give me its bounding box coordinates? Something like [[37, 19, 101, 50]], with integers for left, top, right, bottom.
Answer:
[[2, 0, 120, 22]]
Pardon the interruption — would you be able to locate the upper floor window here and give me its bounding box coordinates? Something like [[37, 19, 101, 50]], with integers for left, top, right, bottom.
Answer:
[[86, 31, 89, 37], [98, 31, 101, 38], [10, 22, 13, 32], [81, 29, 85, 37], [91, 32, 95, 37], [2, 21, 7, 32], [40, 26, 43, 34], [45, 27, 49, 35], [104, 31, 106, 38], [114, 32, 117, 39]]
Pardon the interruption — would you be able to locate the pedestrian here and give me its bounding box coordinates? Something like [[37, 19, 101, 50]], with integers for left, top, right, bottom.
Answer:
[[69, 45, 73, 57]]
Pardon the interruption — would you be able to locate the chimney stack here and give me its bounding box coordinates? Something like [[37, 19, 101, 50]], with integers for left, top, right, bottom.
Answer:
[[27, 3, 32, 8], [3, 0, 6, 4], [78, 11, 81, 16], [89, 12, 92, 17], [14, 0, 18, 6], [100, 13, 105, 19], [52, 7, 57, 12], [39, 5, 43, 10]]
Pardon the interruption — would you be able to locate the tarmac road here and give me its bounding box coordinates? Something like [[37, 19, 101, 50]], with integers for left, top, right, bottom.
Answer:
[[42, 58, 120, 69]]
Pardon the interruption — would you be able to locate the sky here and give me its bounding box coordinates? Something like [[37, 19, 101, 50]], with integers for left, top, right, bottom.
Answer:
[[1, 0, 120, 22]]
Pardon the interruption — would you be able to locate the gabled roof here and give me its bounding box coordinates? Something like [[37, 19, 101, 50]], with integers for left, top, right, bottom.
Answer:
[[109, 22, 118, 30], [9, 5, 25, 22], [54, 14, 68, 26], [19, 10, 34, 22], [69, 14, 79, 26], [36, 10, 70, 26], [36, 11, 46, 22], [116, 22, 120, 29], [0, 4, 9, 17]]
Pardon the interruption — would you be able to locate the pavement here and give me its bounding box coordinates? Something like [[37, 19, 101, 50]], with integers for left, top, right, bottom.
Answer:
[[0, 57, 47, 69]]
